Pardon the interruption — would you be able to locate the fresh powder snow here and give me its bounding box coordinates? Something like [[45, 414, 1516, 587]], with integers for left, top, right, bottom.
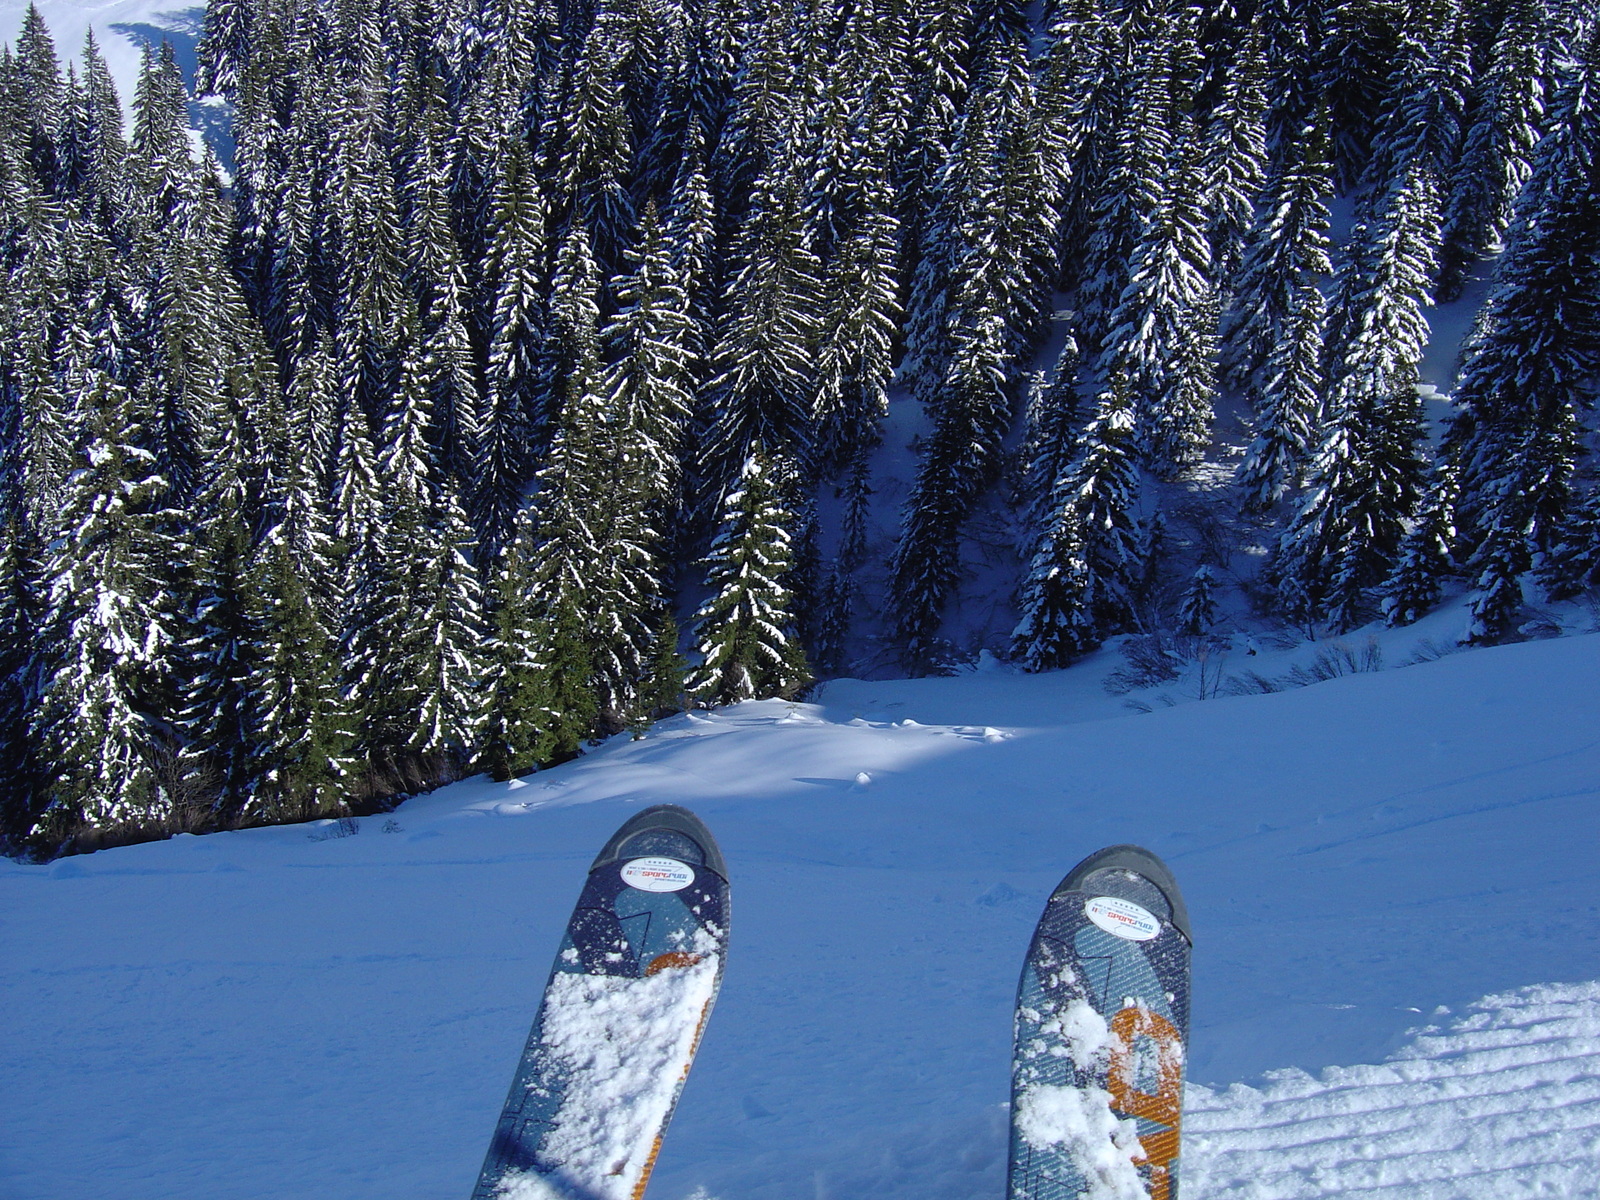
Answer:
[[3, 615, 1599, 1199], [1013, 1083, 1147, 1200], [499, 941, 721, 1200]]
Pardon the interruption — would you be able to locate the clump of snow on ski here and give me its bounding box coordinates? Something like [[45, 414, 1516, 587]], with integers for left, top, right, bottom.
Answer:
[[1054, 997, 1119, 1070], [1013, 1082, 1147, 1200], [495, 934, 722, 1200], [1185, 981, 1600, 1199]]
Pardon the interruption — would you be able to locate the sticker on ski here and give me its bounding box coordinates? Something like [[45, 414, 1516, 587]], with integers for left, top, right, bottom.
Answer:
[[1008, 844, 1192, 1200], [472, 805, 730, 1200]]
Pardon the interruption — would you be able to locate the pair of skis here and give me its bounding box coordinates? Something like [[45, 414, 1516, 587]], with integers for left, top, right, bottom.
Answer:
[[472, 806, 1191, 1200]]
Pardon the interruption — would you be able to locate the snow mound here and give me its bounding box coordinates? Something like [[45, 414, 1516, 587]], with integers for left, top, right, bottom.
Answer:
[[1187, 982, 1600, 1198]]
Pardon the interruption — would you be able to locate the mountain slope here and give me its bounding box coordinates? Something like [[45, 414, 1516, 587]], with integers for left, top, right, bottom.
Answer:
[[2, 630, 1598, 1199]]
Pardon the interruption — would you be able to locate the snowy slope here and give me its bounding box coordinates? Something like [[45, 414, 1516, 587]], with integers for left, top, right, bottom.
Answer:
[[0, 1, 200, 102], [3, 627, 1599, 1200]]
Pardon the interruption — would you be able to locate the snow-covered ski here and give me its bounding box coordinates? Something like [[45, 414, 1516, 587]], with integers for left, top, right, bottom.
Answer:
[[471, 805, 730, 1200], [1008, 845, 1192, 1200]]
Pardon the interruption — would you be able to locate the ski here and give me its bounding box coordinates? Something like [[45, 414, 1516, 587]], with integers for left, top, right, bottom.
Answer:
[[472, 804, 730, 1200], [1007, 845, 1192, 1200]]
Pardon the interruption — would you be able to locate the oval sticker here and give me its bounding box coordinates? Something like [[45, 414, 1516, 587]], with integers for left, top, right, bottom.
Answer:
[[1085, 895, 1161, 941], [621, 857, 695, 893]]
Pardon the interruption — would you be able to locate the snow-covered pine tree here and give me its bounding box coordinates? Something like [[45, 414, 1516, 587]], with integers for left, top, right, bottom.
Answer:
[[688, 450, 811, 705], [1234, 281, 1324, 510], [239, 533, 353, 821], [0, 519, 40, 853], [522, 230, 664, 734], [401, 486, 488, 781], [1101, 120, 1217, 474], [27, 367, 176, 853], [809, 100, 901, 478], [1077, 11, 1178, 346], [1382, 460, 1460, 626], [1443, 41, 1600, 641], [1016, 335, 1084, 534], [477, 137, 548, 560], [601, 199, 694, 518], [477, 518, 555, 782], [1218, 108, 1334, 390], [1539, 484, 1600, 602], [11, 4, 65, 194], [1033, 0, 1113, 291], [1176, 563, 1217, 636], [195, 0, 256, 96], [402, 93, 481, 491], [549, 0, 635, 267], [1200, 18, 1268, 285], [128, 42, 195, 239], [661, 118, 718, 390], [1317, 0, 1407, 187], [63, 31, 128, 228], [700, 157, 821, 499], [1436, 0, 1550, 301], [173, 419, 259, 825], [890, 49, 1046, 667], [1012, 374, 1145, 670], [1274, 139, 1434, 631]]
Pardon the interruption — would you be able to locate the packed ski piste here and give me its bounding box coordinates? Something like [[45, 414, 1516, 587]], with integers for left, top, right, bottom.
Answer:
[[6, 623, 1600, 1198]]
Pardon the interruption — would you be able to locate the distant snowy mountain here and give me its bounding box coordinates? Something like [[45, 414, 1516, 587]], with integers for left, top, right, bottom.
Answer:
[[4, 617, 1597, 1199]]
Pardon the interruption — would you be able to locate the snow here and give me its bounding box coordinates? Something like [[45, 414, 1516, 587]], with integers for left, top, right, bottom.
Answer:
[[1187, 982, 1600, 1199], [1013, 1084, 1146, 1200], [501, 941, 722, 1200], [0, 0, 198, 105], [3, 625, 1600, 1198]]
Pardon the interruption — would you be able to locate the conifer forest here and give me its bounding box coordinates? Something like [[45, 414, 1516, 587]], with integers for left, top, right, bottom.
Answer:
[[0, 0, 1597, 858]]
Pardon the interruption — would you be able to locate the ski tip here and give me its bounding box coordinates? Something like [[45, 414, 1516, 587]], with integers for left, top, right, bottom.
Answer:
[[1056, 844, 1191, 945], [590, 804, 729, 883]]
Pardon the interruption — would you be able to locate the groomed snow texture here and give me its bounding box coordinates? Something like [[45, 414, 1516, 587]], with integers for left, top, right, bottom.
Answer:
[[3, 621, 1599, 1199]]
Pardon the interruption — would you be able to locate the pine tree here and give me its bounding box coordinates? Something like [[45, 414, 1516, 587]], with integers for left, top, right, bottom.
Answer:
[[0, 518, 40, 853], [1176, 564, 1217, 636], [1382, 460, 1460, 626], [688, 452, 812, 705], [701, 161, 822, 498], [1101, 122, 1217, 473], [1012, 375, 1145, 669], [1540, 484, 1600, 602], [240, 535, 353, 821], [1218, 108, 1334, 390], [1273, 380, 1426, 632], [12, 4, 65, 194], [809, 105, 902, 478], [1235, 282, 1324, 510], [195, 0, 256, 95], [1436, 0, 1549, 300], [402, 487, 487, 776], [65, 31, 128, 228], [27, 369, 175, 851], [477, 138, 549, 559], [1016, 336, 1084, 533], [478, 521, 555, 781], [549, 0, 636, 264], [1201, 19, 1268, 285], [1444, 43, 1600, 641], [601, 200, 694, 517]]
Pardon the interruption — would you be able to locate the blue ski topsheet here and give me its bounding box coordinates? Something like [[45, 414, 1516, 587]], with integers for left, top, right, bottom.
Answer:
[[1008, 846, 1191, 1200], [473, 806, 730, 1200]]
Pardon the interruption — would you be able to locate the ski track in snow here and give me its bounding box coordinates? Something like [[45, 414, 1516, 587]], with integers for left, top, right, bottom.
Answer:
[[3, 617, 1600, 1199], [1186, 982, 1600, 1199]]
